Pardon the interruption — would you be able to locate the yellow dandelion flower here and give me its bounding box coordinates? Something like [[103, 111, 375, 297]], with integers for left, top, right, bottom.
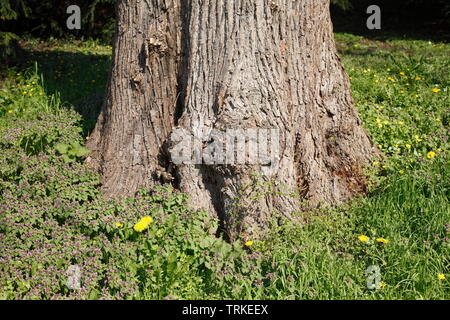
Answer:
[[427, 151, 436, 159], [379, 281, 387, 288], [437, 273, 446, 280], [133, 221, 148, 232], [8, 110, 14, 114], [399, 72, 405, 75], [432, 88, 441, 93], [245, 241, 254, 247], [405, 144, 411, 149], [415, 77, 421, 81], [358, 235, 369, 243], [115, 222, 123, 228], [376, 238, 389, 244], [141, 216, 153, 224], [373, 161, 380, 166]]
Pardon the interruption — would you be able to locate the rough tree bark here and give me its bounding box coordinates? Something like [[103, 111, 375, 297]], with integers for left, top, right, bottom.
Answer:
[[87, 0, 378, 240]]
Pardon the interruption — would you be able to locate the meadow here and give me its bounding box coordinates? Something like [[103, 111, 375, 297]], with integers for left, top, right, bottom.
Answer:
[[0, 33, 448, 299]]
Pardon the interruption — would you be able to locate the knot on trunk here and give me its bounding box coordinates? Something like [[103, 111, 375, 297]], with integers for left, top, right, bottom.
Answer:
[[147, 36, 169, 56]]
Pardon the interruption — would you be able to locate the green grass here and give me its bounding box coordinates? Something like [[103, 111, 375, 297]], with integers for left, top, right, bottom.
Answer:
[[0, 34, 448, 299]]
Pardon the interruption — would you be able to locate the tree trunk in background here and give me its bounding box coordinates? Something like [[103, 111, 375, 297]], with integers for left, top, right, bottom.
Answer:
[[87, 0, 378, 240]]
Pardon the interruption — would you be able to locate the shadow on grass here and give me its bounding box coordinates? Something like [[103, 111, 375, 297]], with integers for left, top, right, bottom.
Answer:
[[331, 7, 450, 43], [22, 48, 111, 136]]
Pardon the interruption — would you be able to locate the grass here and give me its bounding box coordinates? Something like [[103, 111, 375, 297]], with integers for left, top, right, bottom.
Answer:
[[0, 34, 448, 300]]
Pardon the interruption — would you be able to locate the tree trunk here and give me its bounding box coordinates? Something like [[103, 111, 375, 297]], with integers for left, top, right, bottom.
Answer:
[[87, 0, 378, 240]]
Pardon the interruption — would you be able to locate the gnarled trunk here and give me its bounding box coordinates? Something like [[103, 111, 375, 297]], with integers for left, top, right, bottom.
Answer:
[[87, 0, 378, 240]]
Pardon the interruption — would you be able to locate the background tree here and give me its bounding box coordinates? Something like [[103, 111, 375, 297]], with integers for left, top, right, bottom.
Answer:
[[87, 0, 379, 239]]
